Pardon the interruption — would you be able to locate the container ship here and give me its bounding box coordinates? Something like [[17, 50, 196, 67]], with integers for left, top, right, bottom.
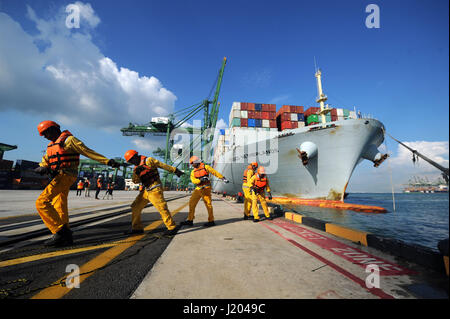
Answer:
[[210, 69, 389, 201]]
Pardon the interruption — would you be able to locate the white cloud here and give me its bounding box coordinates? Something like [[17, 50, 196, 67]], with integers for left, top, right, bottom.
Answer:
[[215, 118, 228, 129], [0, 3, 177, 130]]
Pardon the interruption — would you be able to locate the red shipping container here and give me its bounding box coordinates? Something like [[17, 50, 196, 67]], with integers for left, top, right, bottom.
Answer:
[[248, 111, 255, 119], [291, 121, 298, 129], [280, 105, 290, 113], [261, 104, 269, 112], [240, 102, 248, 110], [296, 106, 304, 113], [331, 115, 338, 121], [247, 103, 255, 111], [269, 120, 277, 128], [330, 108, 338, 116], [269, 112, 276, 120], [261, 112, 270, 120], [282, 113, 291, 121], [281, 121, 292, 131], [240, 118, 248, 127], [254, 111, 262, 119], [269, 104, 276, 112], [305, 107, 320, 116]]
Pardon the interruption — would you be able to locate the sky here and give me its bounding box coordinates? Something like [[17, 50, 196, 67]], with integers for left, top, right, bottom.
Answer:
[[0, 0, 448, 192]]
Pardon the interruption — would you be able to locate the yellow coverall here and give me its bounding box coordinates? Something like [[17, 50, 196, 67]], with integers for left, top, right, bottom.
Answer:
[[242, 168, 255, 217], [188, 165, 224, 222], [130, 157, 177, 231], [36, 136, 109, 234], [249, 174, 272, 220]]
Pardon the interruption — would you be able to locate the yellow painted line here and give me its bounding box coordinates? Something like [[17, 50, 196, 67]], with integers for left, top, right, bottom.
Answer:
[[0, 243, 117, 268], [325, 223, 369, 246], [284, 212, 303, 224], [31, 200, 189, 299]]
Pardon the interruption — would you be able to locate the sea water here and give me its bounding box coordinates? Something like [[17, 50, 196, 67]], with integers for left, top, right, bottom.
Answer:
[[285, 193, 449, 252]]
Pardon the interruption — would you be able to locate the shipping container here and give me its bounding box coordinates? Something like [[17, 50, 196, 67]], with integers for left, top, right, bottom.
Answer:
[[291, 122, 298, 129], [331, 115, 338, 121], [240, 110, 248, 118], [254, 103, 262, 111], [262, 119, 270, 128], [254, 111, 262, 119], [240, 118, 248, 127], [290, 113, 297, 121], [231, 118, 241, 127], [262, 112, 270, 120], [248, 111, 255, 118], [261, 104, 269, 112], [281, 121, 292, 131], [307, 114, 319, 124], [240, 102, 248, 110], [270, 120, 277, 128], [220, 129, 225, 135], [248, 103, 255, 111], [269, 112, 276, 120], [297, 113, 305, 122], [304, 107, 320, 116], [298, 121, 305, 128], [255, 119, 262, 127], [247, 118, 256, 127]]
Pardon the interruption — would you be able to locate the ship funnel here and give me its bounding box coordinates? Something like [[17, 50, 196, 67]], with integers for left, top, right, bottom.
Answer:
[[297, 141, 318, 166], [362, 144, 389, 167]]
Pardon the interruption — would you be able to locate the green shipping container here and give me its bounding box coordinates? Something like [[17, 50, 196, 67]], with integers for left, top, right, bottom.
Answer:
[[307, 114, 319, 124], [231, 118, 241, 127], [325, 115, 331, 122], [343, 109, 350, 116]]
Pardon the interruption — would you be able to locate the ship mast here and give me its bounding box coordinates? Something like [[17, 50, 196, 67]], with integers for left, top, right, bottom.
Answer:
[[315, 69, 330, 124]]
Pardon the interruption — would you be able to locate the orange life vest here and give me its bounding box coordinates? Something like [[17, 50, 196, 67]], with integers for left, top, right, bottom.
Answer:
[[46, 130, 79, 171], [134, 156, 160, 187], [97, 179, 102, 188], [193, 163, 210, 186], [242, 165, 253, 183], [77, 181, 84, 189], [254, 174, 267, 192]]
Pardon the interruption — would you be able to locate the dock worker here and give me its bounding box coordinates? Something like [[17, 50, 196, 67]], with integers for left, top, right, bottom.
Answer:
[[84, 178, 90, 197], [103, 181, 114, 200], [95, 175, 103, 199], [180, 156, 229, 227], [242, 162, 258, 220], [34, 120, 120, 247], [124, 150, 184, 235], [249, 166, 273, 222], [76, 179, 84, 196]]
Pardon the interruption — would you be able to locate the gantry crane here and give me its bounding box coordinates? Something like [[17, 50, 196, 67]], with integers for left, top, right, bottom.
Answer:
[[120, 57, 227, 189]]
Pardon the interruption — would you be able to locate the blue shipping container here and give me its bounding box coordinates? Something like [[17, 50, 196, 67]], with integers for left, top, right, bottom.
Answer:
[[255, 103, 262, 111], [247, 118, 256, 127], [220, 129, 225, 135], [255, 119, 262, 127], [297, 113, 305, 121]]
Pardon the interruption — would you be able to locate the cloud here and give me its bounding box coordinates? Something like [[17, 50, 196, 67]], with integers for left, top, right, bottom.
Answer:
[[215, 118, 227, 129], [0, 3, 177, 131]]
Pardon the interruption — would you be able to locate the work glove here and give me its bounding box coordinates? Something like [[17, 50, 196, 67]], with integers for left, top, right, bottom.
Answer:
[[268, 192, 273, 200], [34, 166, 50, 175], [174, 169, 184, 177], [200, 176, 209, 183], [222, 178, 230, 183], [107, 159, 121, 168]]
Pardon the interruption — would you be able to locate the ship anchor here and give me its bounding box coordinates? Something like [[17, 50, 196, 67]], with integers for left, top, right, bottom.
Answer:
[[373, 153, 389, 167]]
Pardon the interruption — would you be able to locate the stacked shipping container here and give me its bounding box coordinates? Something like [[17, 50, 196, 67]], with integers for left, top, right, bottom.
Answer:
[[229, 102, 277, 130], [276, 105, 305, 131]]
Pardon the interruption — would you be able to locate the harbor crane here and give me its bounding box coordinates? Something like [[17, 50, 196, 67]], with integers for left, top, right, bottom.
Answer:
[[120, 57, 227, 189]]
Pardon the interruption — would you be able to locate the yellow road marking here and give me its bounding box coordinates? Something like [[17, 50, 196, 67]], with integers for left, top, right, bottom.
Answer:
[[31, 201, 189, 299]]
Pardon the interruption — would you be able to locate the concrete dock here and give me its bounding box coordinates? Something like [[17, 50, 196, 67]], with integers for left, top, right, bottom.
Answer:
[[0, 190, 448, 302]]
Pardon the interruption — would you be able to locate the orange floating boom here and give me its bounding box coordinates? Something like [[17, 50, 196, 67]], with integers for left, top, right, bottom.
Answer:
[[268, 197, 387, 213]]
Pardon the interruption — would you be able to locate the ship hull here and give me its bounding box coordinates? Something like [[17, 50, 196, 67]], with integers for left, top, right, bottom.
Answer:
[[211, 118, 385, 201]]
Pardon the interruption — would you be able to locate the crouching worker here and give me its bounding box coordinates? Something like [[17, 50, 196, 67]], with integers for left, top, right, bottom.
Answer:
[[124, 150, 184, 235], [181, 156, 229, 227], [249, 166, 273, 222], [242, 162, 258, 220], [34, 121, 120, 247]]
